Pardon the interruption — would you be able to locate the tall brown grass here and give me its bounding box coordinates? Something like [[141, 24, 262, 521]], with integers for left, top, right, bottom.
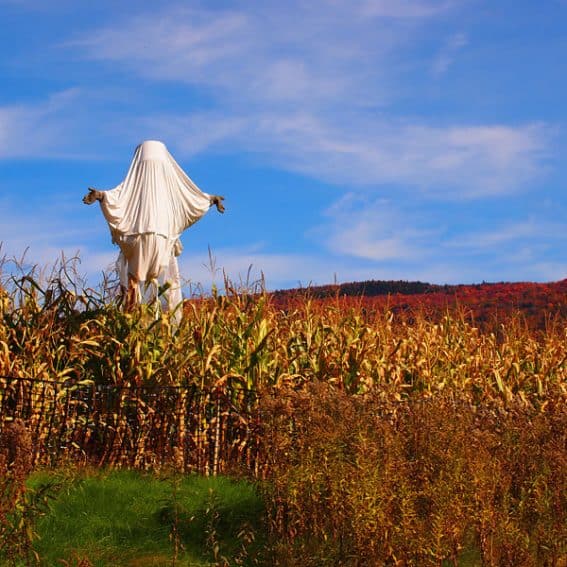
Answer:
[[259, 384, 566, 566], [0, 419, 57, 565]]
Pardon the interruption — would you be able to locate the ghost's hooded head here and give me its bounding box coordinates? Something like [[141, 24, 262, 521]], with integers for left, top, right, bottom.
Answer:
[[100, 140, 211, 241]]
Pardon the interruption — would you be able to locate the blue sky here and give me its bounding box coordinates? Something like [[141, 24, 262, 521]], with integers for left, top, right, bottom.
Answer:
[[1, 0, 566, 291]]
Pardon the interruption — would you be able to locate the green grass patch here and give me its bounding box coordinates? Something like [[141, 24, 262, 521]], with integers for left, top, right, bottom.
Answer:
[[28, 469, 265, 566]]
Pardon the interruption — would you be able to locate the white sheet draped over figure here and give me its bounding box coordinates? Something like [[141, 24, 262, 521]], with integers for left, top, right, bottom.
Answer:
[[83, 140, 225, 315]]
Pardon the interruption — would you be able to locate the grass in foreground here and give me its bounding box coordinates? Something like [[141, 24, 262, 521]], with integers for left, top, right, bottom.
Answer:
[[28, 469, 265, 566], [22, 467, 489, 567]]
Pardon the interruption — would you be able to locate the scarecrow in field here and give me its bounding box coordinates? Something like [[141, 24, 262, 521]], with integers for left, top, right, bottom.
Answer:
[[83, 140, 225, 313]]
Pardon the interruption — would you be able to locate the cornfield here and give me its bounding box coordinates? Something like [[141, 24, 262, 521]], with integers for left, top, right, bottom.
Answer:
[[1, 257, 564, 401], [0, 256, 566, 564]]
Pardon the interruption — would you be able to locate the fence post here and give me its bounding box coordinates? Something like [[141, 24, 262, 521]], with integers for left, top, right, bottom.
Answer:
[[212, 386, 222, 476]]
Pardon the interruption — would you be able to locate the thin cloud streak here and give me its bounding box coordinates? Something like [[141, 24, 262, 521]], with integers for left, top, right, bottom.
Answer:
[[315, 194, 435, 261], [359, 0, 455, 18], [446, 219, 567, 249], [176, 246, 472, 290], [178, 245, 567, 289], [67, 3, 552, 197], [0, 196, 114, 285], [431, 32, 468, 76], [178, 247, 344, 290], [0, 90, 81, 158], [139, 110, 551, 198]]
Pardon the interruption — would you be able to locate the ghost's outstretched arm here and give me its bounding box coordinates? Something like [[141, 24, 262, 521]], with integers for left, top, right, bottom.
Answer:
[[82, 187, 105, 205], [209, 195, 225, 214]]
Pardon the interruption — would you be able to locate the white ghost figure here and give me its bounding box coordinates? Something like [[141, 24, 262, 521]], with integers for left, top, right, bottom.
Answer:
[[83, 140, 225, 316]]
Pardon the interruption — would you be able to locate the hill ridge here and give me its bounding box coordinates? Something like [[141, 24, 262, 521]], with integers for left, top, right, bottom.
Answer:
[[273, 278, 567, 299]]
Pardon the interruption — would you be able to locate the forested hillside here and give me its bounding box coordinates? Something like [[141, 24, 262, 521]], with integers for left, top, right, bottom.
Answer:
[[273, 278, 567, 330]]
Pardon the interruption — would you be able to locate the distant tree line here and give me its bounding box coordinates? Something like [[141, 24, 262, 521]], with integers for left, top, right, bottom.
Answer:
[[274, 279, 446, 299]]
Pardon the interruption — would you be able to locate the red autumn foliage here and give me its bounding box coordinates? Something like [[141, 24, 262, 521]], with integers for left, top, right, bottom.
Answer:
[[272, 279, 567, 331]]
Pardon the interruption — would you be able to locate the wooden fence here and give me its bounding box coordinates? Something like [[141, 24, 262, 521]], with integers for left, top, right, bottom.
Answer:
[[0, 377, 260, 476]]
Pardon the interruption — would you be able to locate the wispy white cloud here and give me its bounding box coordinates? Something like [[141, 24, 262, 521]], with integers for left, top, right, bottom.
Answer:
[[0, 194, 116, 286], [138, 112, 248, 157], [261, 115, 550, 197], [432, 32, 468, 75], [67, 3, 380, 109], [358, 0, 455, 18], [177, 247, 330, 290], [66, 7, 250, 88], [85, 105, 556, 199], [177, 243, 567, 289], [440, 217, 567, 282], [66, 0, 460, 110], [313, 193, 436, 261], [0, 87, 155, 161], [176, 245, 470, 290], [0, 90, 82, 158], [67, 3, 552, 197], [308, 193, 567, 284], [2, 3, 552, 199], [446, 219, 567, 249], [140, 109, 550, 198]]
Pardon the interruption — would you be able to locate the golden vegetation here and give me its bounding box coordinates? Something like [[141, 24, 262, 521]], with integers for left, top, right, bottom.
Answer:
[[0, 259, 564, 402], [0, 258, 565, 565]]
